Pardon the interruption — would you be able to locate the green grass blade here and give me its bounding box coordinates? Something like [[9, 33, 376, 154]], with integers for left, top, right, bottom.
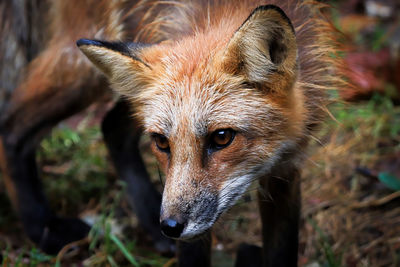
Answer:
[[107, 255, 119, 267], [109, 233, 140, 267], [378, 172, 400, 191]]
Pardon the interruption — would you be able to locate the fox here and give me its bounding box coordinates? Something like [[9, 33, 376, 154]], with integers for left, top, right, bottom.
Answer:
[[0, 0, 344, 266]]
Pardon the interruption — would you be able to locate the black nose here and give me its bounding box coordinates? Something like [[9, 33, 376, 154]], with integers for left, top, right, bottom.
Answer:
[[160, 218, 185, 238]]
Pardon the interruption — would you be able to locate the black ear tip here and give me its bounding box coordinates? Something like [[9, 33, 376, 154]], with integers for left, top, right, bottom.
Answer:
[[252, 5, 294, 33], [252, 5, 287, 18], [76, 39, 102, 47]]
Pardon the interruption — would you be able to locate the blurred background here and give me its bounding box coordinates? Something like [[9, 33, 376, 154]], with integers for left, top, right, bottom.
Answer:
[[0, 0, 399, 266]]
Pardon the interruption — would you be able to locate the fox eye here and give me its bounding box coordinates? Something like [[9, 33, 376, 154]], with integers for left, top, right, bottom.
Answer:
[[210, 129, 235, 150], [152, 134, 170, 152]]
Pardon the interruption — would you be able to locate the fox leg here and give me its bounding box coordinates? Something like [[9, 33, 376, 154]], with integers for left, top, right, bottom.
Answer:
[[0, 71, 106, 254], [177, 232, 211, 267], [101, 99, 175, 254], [258, 163, 301, 267], [234, 243, 263, 267]]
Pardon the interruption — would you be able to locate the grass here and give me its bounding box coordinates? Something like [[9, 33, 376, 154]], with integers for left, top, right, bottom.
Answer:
[[299, 92, 400, 266], [306, 217, 343, 267], [333, 93, 400, 139], [38, 125, 110, 214]]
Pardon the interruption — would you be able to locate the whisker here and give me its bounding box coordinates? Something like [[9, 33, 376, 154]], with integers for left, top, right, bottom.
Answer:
[[157, 165, 164, 188], [271, 175, 289, 183], [217, 176, 255, 200]]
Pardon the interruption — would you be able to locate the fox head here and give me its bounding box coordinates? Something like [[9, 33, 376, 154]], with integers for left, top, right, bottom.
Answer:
[[78, 5, 304, 240]]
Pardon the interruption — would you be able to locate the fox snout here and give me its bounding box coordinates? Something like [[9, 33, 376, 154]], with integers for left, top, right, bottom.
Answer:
[[160, 188, 218, 239]]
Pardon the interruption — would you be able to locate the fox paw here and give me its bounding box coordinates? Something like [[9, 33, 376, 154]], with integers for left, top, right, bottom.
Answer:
[[28, 217, 90, 255]]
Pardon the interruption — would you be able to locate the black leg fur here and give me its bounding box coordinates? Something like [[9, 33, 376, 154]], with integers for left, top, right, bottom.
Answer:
[[258, 162, 301, 267], [101, 99, 175, 254], [234, 243, 263, 267], [177, 232, 211, 267]]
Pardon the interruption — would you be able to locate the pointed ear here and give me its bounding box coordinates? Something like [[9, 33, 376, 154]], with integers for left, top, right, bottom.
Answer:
[[77, 39, 152, 97], [222, 5, 297, 92]]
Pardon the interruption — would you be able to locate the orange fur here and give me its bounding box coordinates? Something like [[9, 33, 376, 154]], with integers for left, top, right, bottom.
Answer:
[[78, 0, 347, 243], [0, 138, 18, 208]]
